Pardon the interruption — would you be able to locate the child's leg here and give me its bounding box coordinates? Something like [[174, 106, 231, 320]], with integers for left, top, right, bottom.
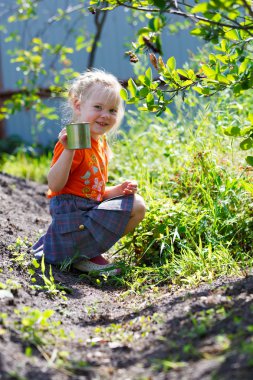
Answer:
[[73, 194, 145, 275], [123, 194, 146, 235]]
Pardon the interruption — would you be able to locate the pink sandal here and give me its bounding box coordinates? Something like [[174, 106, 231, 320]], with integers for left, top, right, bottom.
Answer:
[[73, 255, 121, 276]]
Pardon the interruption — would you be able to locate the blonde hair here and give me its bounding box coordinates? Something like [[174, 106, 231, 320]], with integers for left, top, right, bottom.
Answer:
[[67, 69, 125, 135]]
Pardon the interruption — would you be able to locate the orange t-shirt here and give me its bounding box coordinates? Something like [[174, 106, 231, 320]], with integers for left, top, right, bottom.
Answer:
[[47, 137, 108, 201]]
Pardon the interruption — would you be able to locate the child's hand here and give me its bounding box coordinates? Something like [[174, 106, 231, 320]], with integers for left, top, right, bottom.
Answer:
[[121, 180, 138, 195], [58, 128, 69, 149]]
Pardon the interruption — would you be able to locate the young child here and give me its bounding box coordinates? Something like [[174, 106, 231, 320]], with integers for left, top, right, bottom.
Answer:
[[32, 69, 146, 275]]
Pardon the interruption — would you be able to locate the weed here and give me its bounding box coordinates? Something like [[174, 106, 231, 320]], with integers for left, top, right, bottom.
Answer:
[[12, 307, 72, 357], [84, 301, 99, 318], [8, 236, 32, 270], [153, 358, 187, 372], [30, 255, 72, 299], [91, 312, 164, 346], [186, 307, 228, 339], [8, 238, 71, 299]]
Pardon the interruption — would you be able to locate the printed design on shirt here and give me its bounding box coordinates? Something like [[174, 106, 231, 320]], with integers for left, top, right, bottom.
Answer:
[[88, 154, 97, 166], [92, 178, 103, 192], [92, 166, 99, 174], [80, 153, 104, 201], [80, 170, 91, 185]]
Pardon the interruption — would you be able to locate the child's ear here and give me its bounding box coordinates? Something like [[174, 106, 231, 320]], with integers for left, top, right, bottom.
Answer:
[[73, 98, 81, 113]]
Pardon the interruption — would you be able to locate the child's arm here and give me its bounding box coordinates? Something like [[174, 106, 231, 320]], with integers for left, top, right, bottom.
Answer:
[[48, 149, 75, 192], [47, 128, 75, 192], [103, 181, 137, 199]]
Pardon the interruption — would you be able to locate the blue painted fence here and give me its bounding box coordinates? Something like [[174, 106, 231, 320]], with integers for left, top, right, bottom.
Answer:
[[0, 1, 201, 145]]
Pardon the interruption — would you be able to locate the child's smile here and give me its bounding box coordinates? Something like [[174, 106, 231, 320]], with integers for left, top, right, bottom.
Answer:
[[77, 85, 120, 140]]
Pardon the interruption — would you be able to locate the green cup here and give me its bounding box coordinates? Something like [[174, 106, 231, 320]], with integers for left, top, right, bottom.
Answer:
[[66, 122, 91, 149]]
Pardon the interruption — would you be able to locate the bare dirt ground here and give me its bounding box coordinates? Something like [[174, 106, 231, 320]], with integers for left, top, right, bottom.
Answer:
[[1, 172, 253, 380]]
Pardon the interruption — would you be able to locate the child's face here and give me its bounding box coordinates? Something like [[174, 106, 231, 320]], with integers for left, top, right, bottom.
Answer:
[[76, 85, 120, 140]]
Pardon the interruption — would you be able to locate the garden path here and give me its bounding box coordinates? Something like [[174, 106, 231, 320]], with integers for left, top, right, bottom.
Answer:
[[0, 172, 252, 380]]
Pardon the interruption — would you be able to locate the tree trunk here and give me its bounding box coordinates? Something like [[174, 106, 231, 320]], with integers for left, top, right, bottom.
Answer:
[[87, 10, 108, 69]]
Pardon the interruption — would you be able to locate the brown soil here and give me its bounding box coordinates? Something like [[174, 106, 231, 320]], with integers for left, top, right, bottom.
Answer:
[[0, 172, 253, 380]]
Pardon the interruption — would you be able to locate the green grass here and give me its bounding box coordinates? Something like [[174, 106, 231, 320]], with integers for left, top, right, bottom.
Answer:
[[0, 151, 51, 183], [109, 93, 253, 289]]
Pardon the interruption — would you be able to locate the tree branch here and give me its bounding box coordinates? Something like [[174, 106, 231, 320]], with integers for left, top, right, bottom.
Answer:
[[114, 1, 253, 31]]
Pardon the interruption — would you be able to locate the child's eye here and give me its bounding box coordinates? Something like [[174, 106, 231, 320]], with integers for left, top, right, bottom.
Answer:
[[110, 109, 117, 114], [94, 105, 102, 110]]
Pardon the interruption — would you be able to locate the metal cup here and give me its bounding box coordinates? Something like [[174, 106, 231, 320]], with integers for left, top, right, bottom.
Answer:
[[66, 122, 91, 149]]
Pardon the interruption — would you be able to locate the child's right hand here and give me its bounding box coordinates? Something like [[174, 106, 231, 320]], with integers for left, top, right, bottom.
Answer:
[[58, 128, 69, 149]]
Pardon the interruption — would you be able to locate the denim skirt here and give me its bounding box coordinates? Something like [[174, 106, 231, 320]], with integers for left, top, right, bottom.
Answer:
[[32, 194, 134, 265]]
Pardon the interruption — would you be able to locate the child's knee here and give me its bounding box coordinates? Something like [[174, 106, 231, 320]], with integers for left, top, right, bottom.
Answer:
[[133, 194, 146, 220]]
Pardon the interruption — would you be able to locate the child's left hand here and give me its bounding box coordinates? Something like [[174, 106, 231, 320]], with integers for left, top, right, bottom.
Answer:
[[121, 180, 138, 195]]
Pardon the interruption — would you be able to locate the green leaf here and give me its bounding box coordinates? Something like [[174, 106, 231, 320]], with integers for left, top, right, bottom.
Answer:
[[145, 67, 152, 82], [128, 78, 138, 97], [201, 65, 216, 78], [211, 13, 221, 22], [32, 258, 40, 269], [101, 5, 118, 11], [246, 156, 253, 167], [224, 126, 241, 137], [25, 347, 33, 357], [153, 0, 166, 8], [32, 38, 42, 45], [43, 309, 54, 318], [239, 58, 250, 75], [190, 28, 203, 36], [31, 55, 42, 64], [167, 56, 176, 71], [139, 87, 149, 97], [240, 126, 253, 136], [233, 84, 242, 94], [240, 137, 253, 150], [8, 15, 16, 23], [137, 27, 151, 36], [217, 74, 230, 84], [153, 17, 163, 31], [193, 86, 205, 95], [41, 254, 45, 274], [191, 3, 209, 13], [120, 88, 128, 101], [177, 69, 189, 79], [146, 92, 154, 105], [127, 97, 138, 104], [224, 29, 240, 41], [220, 40, 228, 52]]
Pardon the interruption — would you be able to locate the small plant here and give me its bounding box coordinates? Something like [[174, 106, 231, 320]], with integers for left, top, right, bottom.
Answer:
[[84, 302, 99, 319], [8, 237, 32, 270], [91, 312, 164, 346], [153, 358, 187, 372], [12, 306, 72, 357], [31, 255, 72, 299], [187, 307, 228, 339], [14, 307, 56, 347]]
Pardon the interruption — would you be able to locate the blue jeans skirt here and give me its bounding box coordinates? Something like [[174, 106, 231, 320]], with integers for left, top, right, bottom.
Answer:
[[32, 194, 134, 265]]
